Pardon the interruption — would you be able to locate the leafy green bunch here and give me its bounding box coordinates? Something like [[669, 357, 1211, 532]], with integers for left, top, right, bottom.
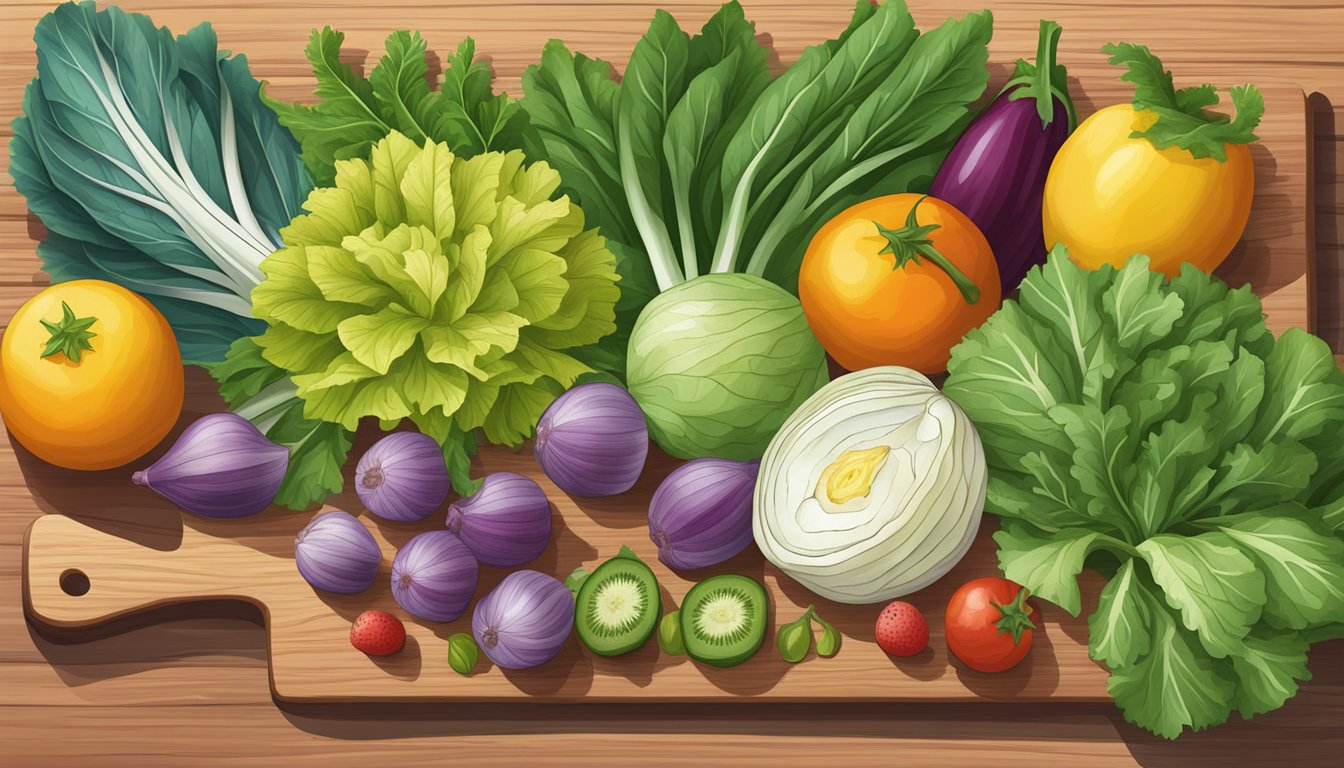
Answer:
[[944, 249, 1344, 738], [266, 28, 528, 186], [520, 0, 993, 376], [1103, 42, 1263, 161], [222, 132, 618, 497]]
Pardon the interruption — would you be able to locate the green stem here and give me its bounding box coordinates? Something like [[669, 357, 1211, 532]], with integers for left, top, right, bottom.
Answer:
[[1002, 20, 1078, 132], [873, 196, 981, 304], [39, 302, 97, 363], [990, 587, 1037, 646]]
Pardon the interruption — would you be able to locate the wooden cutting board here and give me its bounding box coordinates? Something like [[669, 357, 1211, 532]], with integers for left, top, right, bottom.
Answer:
[[11, 37, 1313, 702], [24, 436, 1117, 703]]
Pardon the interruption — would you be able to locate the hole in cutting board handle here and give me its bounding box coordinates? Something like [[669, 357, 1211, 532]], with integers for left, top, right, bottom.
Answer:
[[59, 569, 90, 597]]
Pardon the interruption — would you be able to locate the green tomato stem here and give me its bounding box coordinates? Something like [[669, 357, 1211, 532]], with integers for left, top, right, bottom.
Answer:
[[39, 302, 98, 363], [990, 587, 1037, 646], [872, 195, 981, 305]]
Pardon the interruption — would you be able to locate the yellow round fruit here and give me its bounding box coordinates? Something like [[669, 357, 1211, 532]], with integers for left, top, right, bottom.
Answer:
[[1042, 103, 1254, 277], [0, 280, 184, 470]]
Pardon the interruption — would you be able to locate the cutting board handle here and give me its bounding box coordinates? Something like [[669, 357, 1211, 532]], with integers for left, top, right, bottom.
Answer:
[[24, 514, 274, 629]]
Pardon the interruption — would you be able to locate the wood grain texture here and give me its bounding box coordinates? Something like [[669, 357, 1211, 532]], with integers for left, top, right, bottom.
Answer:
[[2, 0, 1344, 765]]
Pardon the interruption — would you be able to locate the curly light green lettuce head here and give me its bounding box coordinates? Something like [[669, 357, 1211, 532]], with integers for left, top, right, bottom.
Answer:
[[251, 131, 619, 449]]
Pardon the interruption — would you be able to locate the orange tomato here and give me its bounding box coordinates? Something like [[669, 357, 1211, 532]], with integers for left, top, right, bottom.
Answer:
[[799, 194, 1001, 373], [0, 280, 184, 470]]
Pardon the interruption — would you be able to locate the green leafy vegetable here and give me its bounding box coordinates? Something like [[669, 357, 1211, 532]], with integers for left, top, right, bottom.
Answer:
[[944, 249, 1344, 738], [268, 28, 529, 186], [520, 0, 991, 382], [229, 132, 619, 495], [1102, 42, 1263, 161], [11, 1, 313, 363]]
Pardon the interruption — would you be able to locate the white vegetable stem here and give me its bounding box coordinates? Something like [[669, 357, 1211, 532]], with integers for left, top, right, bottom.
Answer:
[[618, 116, 683, 291], [753, 366, 987, 604], [77, 44, 274, 309]]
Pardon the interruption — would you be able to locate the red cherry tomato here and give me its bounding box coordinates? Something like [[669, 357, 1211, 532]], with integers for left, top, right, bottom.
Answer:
[[945, 577, 1041, 673]]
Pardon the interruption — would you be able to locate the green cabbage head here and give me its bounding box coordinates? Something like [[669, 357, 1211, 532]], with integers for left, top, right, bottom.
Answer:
[[250, 131, 619, 457], [626, 273, 829, 460]]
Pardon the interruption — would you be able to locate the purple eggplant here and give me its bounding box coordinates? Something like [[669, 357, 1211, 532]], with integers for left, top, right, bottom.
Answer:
[[931, 20, 1077, 293]]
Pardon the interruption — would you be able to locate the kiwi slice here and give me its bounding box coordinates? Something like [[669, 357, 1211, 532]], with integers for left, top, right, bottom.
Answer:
[[575, 546, 661, 656], [680, 574, 769, 668]]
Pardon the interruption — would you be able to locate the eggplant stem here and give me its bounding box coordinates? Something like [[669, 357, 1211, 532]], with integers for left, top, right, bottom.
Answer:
[[1001, 20, 1078, 132], [873, 196, 981, 305]]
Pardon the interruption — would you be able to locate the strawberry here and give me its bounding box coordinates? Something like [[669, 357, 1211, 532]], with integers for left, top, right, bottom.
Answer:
[[350, 610, 406, 656], [874, 600, 929, 657]]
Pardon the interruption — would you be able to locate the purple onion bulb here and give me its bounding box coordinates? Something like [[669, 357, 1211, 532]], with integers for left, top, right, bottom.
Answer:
[[535, 382, 649, 497], [294, 510, 382, 594], [472, 570, 575, 669], [356, 432, 452, 522], [391, 531, 479, 622], [648, 458, 759, 571], [132, 413, 288, 518], [446, 473, 552, 567]]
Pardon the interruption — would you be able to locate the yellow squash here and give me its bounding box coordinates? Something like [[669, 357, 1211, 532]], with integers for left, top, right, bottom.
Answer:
[[0, 280, 184, 470], [1043, 104, 1254, 277]]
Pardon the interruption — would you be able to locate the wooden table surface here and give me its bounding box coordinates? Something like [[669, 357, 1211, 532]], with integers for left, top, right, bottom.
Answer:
[[4, 0, 1344, 765]]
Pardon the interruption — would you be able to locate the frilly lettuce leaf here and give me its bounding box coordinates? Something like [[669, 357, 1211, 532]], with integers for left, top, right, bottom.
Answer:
[[237, 132, 619, 492], [945, 250, 1344, 737]]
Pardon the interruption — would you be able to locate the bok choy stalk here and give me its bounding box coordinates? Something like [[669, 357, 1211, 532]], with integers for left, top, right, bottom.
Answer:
[[10, 2, 347, 508], [521, 0, 992, 459], [10, 1, 312, 363]]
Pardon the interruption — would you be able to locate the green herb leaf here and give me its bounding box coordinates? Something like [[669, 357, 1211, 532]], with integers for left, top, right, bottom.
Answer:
[[435, 38, 530, 157], [265, 28, 389, 188], [448, 632, 480, 676], [777, 609, 814, 664], [269, 28, 527, 187], [658, 611, 686, 656], [1102, 42, 1262, 161]]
